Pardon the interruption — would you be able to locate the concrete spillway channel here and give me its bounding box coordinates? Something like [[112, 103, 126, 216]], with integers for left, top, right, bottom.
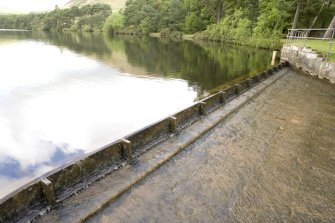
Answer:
[[2, 61, 335, 222]]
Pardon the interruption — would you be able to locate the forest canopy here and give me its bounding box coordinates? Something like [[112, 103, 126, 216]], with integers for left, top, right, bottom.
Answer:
[[0, 4, 112, 32], [0, 0, 334, 48]]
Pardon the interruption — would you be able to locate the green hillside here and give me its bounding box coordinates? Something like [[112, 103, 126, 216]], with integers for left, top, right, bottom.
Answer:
[[65, 0, 125, 11]]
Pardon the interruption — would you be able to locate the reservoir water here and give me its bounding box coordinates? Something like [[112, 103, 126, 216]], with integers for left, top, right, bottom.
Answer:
[[0, 31, 274, 198]]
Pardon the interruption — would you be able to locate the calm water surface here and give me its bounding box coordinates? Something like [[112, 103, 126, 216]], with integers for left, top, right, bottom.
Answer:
[[0, 31, 274, 198]]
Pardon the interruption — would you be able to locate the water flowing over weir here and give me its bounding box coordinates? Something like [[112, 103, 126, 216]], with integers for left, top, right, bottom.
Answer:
[[0, 32, 334, 222], [0, 31, 275, 198], [85, 67, 335, 223], [4, 63, 331, 222]]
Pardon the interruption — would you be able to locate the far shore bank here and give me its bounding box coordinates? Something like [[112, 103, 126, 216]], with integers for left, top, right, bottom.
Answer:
[[0, 29, 30, 32], [149, 32, 194, 40]]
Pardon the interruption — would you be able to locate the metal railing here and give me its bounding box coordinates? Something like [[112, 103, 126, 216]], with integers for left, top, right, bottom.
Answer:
[[286, 28, 335, 41], [326, 42, 335, 63], [285, 28, 335, 62]]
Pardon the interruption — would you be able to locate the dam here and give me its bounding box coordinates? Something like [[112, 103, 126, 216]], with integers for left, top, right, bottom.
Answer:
[[1, 62, 335, 222]]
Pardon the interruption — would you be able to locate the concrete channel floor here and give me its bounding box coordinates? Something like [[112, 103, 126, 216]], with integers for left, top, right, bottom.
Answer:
[[36, 69, 335, 223]]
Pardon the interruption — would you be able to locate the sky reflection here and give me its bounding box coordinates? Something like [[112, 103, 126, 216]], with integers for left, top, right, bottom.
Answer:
[[0, 40, 197, 198]]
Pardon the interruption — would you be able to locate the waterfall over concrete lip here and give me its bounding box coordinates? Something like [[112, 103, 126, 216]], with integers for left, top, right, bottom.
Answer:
[[0, 31, 274, 201], [0, 61, 289, 223], [0, 40, 197, 199]]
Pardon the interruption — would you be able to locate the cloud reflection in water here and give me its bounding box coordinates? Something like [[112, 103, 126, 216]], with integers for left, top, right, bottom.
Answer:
[[0, 40, 197, 198]]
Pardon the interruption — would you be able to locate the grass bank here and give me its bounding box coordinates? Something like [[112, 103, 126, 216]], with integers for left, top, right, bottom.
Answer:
[[284, 39, 335, 62]]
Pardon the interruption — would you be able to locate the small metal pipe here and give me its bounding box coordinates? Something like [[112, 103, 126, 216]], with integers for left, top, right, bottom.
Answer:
[[271, 51, 278, 66]]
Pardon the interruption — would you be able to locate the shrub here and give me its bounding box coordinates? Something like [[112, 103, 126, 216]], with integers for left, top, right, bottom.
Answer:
[[103, 12, 124, 34], [139, 17, 151, 34], [160, 28, 172, 36]]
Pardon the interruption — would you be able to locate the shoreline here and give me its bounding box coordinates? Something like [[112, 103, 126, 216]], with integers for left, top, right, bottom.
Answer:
[[0, 29, 30, 32]]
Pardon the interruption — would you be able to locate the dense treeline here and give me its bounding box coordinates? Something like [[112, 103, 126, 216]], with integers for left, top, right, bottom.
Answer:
[[119, 0, 335, 48], [120, 0, 334, 33], [0, 0, 334, 48], [0, 4, 111, 31]]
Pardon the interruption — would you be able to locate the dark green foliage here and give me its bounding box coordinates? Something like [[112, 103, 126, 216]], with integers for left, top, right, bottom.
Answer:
[[119, 0, 334, 47], [103, 12, 125, 34], [184, 12, 205, 33], [196, 0, 334, 48], [0, 0, 334, 48], [0, 4, 111, 32], [122, 0, 212, 34]]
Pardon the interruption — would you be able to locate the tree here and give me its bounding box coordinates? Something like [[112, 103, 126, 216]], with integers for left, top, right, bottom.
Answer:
[[308, 0, 327, 30], [292, 0, 302, 29], [215, 0, 224, 22], [184, 12, 205, 33], [323, 15, 335, 38], [103, 12, 124, 33], [305, 0, 328, 36]]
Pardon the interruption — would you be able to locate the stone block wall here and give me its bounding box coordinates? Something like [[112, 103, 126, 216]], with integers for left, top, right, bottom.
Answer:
[[281, 44, 335, 83]]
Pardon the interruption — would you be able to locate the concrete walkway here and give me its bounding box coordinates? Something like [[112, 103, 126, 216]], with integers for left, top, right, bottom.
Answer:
[[37, 69, 335, 223]]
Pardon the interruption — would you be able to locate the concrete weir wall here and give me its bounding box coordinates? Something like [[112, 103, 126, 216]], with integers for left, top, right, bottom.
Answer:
[[281, 44, 335, 83], [0, 61, 288, 223]]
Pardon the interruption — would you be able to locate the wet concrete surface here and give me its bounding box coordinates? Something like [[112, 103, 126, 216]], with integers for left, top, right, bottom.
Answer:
[[37, 69, 335, 223]]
